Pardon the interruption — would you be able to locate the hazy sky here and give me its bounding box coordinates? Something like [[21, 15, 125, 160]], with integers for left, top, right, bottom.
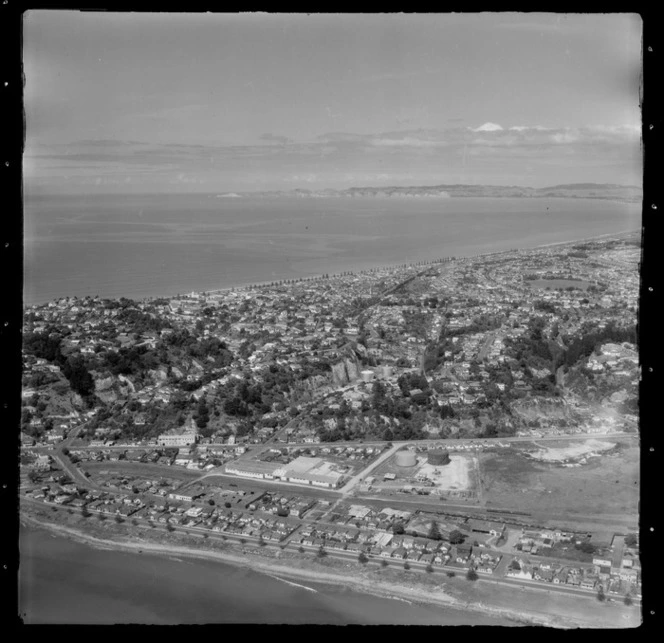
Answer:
[[23, 12, 643, 193]]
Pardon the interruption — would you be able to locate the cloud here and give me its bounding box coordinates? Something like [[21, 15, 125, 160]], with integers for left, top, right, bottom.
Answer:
[[551, 131, 579, 144], [260, 133, 292, 145], [24, 123, 641, 193], [470, 122, 504, 132], [509, 125, 548, 132], [317, 132, 374, 143], [370, 137, 446, 148]]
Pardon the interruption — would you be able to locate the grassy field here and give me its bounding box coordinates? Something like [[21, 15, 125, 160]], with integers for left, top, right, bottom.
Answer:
[[479, 443, 639, 531]]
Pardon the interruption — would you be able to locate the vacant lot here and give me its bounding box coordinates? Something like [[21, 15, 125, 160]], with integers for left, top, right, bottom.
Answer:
[[528, 439, 617, 462], [479, 443, 639, 531], [371, 453, 477, 492]]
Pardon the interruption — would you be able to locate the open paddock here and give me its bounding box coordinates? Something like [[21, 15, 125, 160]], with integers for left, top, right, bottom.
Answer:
[[479, 442, 639, 530]]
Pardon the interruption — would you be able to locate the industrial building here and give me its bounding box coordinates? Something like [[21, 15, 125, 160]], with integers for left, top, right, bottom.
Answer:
[[227, 455, 343, 488]]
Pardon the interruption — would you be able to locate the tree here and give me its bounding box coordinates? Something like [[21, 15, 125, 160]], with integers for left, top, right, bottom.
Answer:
[[380, 559, 389, 567], [428, 521, 443, 541], [426, 564, 434, 573], [392, 521, 406, 535], [446, 571, 456, 578], [624, 594, 633, 606], [403, 562, 410, 570], [577, 540, 596, 555], [358, 552, 369, 564], [81, 508, 91, 518], [597, 587, 606, 602], [449, 530, 465, 544], [466, 569, 478, 581], [316, 546, 327, 558], [63, 355, 95, 397], [298, 546, 305, 554], [624, 533, 638, 548]]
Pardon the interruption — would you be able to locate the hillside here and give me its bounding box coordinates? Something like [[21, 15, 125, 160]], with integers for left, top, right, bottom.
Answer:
[[217, 183, 642, 202]]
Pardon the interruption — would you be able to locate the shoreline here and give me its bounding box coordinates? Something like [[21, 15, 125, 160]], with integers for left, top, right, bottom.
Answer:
[[25, 227, 639, 307], [18, 512, 594, 628], [178, 229, 640, 298]]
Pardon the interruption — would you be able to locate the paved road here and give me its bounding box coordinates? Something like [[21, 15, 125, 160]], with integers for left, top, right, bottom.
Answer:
[[337, 442, 402, 495], [32, 430, 636, 454], [50, 452, 97, 488], [20, 494, 640, 609], [476, 331, 499, 362], [49, 420, 101, 488]]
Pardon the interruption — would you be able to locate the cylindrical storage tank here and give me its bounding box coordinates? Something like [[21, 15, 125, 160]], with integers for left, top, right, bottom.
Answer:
[[396, 450, 417, 468], [360, 370, 375, 382], [381, 365, 393, 379], [427, 449, 451, 466]]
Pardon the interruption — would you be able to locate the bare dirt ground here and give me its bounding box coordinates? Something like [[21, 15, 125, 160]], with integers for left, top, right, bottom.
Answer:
[[528, 439, 617, 462], [370, 453, 477, 492], [479, 445, 639, 532]]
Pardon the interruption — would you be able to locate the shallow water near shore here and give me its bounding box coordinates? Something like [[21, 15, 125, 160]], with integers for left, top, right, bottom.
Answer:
[[18, 524, 516, 625]]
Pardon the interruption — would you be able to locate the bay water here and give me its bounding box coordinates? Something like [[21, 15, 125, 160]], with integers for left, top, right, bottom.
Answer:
[[23, 194, 640, 305], [18, 525, 515, 625]]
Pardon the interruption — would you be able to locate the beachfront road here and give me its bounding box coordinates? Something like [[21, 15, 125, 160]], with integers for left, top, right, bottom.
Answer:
[[20, 497, 640, 609]]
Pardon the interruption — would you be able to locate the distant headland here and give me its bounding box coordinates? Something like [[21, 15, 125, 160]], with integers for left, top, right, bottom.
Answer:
[[216, 183, 642, 202]]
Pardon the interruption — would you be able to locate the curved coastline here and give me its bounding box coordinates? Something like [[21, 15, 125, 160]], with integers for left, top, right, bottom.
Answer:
[[23, 193, 641, 307], [184, 228, 641, 303], [19, 513, 582, 627]]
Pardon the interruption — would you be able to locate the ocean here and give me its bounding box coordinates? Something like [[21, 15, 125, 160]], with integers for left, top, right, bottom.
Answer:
[[18, 525, 515, 625], [23, 193, 641, 305]]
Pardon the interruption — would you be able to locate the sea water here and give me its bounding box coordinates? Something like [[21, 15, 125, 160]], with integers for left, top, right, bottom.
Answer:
[[18, 525, 515, 625], [23, 194, 640, 305]]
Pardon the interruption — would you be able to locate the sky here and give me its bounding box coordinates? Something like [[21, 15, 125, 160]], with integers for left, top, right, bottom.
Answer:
[[23, 12, 643, 194]]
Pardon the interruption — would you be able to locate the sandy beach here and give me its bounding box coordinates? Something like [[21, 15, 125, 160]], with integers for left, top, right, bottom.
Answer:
[[19, 511, 639, 628]]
